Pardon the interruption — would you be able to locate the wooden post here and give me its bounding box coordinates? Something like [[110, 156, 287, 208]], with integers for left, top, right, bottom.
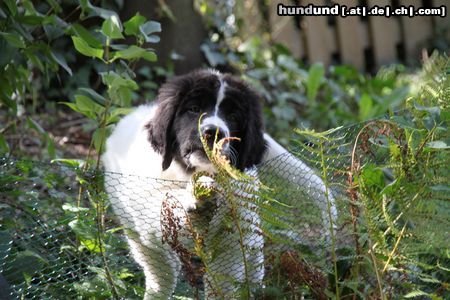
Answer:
[[400, 0, 433, 64], [334, 0, 366, 69], [269, 0, 304, 58], [301, 0, 337, 66], [368, 0, 401, 67]]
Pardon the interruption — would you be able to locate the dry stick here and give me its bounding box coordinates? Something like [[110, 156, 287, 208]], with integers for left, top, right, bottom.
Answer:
[[91, 36, 120, 299], [318, 141, 339, 299], [349, 120, 396, 299], [367, 236, 386, 300], [382, 224, 407, 274]]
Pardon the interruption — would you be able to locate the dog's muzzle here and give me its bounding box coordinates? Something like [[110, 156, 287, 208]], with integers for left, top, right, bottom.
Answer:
[[201, 125, 227, 149]]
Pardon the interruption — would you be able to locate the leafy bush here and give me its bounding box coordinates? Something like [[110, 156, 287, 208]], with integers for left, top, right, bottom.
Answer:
[[0, 0, 164, 161]]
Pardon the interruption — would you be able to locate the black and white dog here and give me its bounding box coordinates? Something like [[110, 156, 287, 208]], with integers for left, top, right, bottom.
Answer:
[[102, 69, 337, 299]]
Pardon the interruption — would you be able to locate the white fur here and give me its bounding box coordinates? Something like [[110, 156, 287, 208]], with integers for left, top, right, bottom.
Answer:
[[103, 104, 337, 299], [103, 103, 263, 299], [262, 134, 338, 239], [214, 79, 227, 115], [200, 116, 230, 138]]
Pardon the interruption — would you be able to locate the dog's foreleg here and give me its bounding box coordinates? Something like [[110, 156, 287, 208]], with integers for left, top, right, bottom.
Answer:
[[105, 175, 180, 300], [262, 134, 338, 240], [204, 168, 264, 299], [124, 233, 180, 300]]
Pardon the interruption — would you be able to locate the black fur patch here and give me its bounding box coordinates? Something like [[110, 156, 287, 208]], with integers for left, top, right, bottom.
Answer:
[[146, 69, 266, 171]]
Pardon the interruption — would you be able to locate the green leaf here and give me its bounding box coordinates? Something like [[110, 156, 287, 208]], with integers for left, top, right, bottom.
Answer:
[[77, 87, 106, 105], [60, 94, 104, 120], [113, 45, 157, 62], [139, 21, 161, 43], [68, 219, 102, 252], [4, 0, 18, 16], [62, 203, 90, 212], [71, 24, 103, 48], [46, 0, 62, 13], [426, 141, 449, 149], [51, 158, 84, 168], [124, 13, 146, 36], [0, 231, 12, 257], [404, 290, 430, 298], [4, 250, 47, 284], [359, 164, 385, 189], [101, 15, 124, 40], [71, 36, 104, 59], [26, 117, 46, 135], [0, 134, 10, 154], [0, 32, 26, 48], [16, 15, 53, 26], [50, 51, 72, 75], [107, 107, 133, 124], [101, 71, 138, 90], [75, 95, 104, 115], [200, 43, 226, 67], [140, 21, 161, 35], [80, 0, 117, 20], [60, 102, 88, 117], [306, 63, 324, 102], [430, 184, 450, 192], [359, 93, 374, 121], [93, 127, 109, 154], [101, 71, 138, 106]]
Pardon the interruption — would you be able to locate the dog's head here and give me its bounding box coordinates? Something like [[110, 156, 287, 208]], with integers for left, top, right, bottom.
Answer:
[[146, 69, 266, 173]]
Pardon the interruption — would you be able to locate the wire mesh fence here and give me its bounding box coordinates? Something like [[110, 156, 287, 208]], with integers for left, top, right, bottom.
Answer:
[[0, 115, 448, 299]]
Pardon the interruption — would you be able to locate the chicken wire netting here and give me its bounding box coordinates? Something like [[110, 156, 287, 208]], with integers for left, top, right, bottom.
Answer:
[[0, 117, 448, 299]]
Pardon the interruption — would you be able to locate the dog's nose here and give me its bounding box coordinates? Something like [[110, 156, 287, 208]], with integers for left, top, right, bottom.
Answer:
[[202, 125, 225, 143]]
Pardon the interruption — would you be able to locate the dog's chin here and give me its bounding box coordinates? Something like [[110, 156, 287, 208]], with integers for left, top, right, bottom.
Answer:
[[184, 150, 216, 174]]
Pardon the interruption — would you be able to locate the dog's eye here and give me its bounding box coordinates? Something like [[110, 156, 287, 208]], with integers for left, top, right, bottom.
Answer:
[[188, 105, 201, 113]]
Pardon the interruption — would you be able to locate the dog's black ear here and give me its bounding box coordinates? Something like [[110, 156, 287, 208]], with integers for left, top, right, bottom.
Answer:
[[146, 76, 192, 171], [236, 87, 267, 170], [146, 99, 177, 170]]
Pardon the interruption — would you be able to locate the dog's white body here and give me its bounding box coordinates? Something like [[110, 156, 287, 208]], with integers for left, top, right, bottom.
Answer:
[[102, 70, 337, 299]]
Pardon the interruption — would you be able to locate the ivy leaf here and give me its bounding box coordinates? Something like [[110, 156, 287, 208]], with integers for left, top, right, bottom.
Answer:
[[80, 0, 117, 20], [113, 45, 157, 62], [139, 21, 161, 43], [124, 13, 146, 36], [101, 15, 124, 40], [140, 21, 161, 35], [71, 36, 104, 59]]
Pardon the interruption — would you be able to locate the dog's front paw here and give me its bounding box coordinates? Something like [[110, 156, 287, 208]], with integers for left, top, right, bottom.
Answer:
[[191, 175, 216, 201]]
